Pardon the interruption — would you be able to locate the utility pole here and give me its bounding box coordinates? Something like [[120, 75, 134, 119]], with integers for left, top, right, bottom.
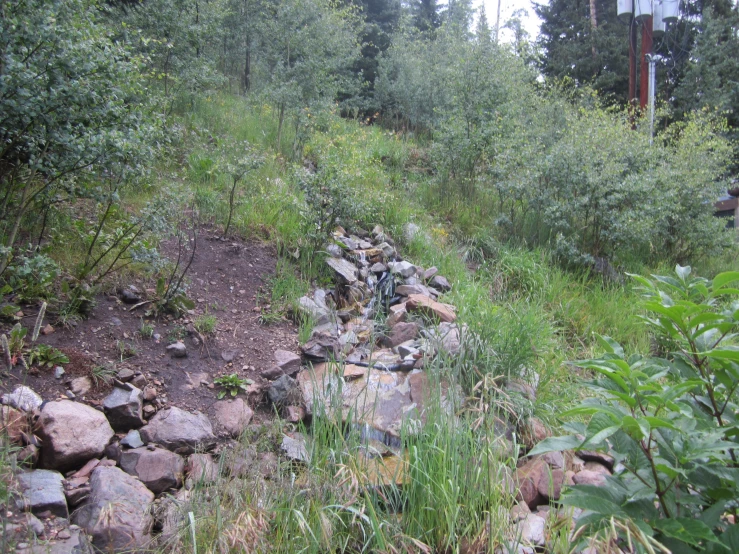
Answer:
[[495, 0, 502, 44], [639, 15, 653, 109], [646, 54, 663, 145], [628, 18, 637, 127]]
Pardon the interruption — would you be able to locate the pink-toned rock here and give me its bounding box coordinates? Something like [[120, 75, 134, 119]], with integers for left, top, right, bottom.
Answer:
[[537, 468, 565, 501], [573, 469, 607, 487], [515, 458, 547, 509], [72, 458, 100, 479], [510, 501, 531, 522], [213, 398, 253, 438], [186, 453, 219, 486], [576, 450, 614, 471], [119, 447, 185, 494], [543, 451, 564, 469], [284, 405, 306, 423], [36, 400, 114, 472], [584, 460, 612, 476], [406, 294, 456, 323], [380, 322, 420, 348], [387, 303, 407, 327]]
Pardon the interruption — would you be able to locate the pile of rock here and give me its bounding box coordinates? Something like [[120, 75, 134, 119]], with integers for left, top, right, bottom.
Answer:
[[0, 380, 263, 553], [281, 225, 463, 450]]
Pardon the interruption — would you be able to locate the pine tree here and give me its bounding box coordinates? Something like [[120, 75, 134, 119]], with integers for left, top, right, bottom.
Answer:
[[411, 0, 441, 35]]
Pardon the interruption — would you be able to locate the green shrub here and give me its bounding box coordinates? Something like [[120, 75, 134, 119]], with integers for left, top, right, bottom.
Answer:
[[531, 265, 739, 553]]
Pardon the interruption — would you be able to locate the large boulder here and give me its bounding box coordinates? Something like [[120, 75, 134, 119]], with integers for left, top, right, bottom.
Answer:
[[36, 401, 114, 472], [103, 385, 144, 431], [120, 447, 185, 494], [139, 407, 215, 454], [16, 469, 68, 518], [73, 466, 154, 551], [213, 398, 253, 438]]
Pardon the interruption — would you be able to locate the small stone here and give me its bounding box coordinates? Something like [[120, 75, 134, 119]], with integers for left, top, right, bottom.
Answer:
[[41, 324, 54, 336], [423, 267, 438, 281], [69, 376, 92, 396], [131, 373, 147, 389], [380, 322, 420, 348], [284, 405, 306, 423], [166, 342, 187, 358], [377, 242, 395, 258], [573, 469, 608, 487], [261, 366, 283, 380], [370, 262, 387, 273], [121, 430, 144, 449], [120, 447, 185, 494], [116, 367, 135, 382], [57, 529, 72, 540], [119, 288, 141, 304], [2, 386, 43, 412], [110, 317, 123, 326], [221, 350, 237, 362], [139, 407, 216, 454], [143, 386, 157, 402], [186, 453, 219, 488], [429, 275, 452, 292], [54, 366, 65, 379], [103, 385, 144, 431], [143, 405, 156, 417], [326, 244, 343, 258], [388, 260, 415, 278]]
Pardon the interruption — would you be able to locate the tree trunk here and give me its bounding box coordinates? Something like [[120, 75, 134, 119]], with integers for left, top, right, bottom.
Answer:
[[589, 0, 598, 62]]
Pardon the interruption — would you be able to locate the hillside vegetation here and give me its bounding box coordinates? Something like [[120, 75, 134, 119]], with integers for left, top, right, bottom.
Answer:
[[1, 0, 738, 553]]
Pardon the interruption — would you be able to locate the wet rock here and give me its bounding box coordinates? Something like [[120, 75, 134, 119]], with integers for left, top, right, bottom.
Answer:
[[406, 294, 456, 323], [395, 284, 433, 297], [73, 466, 154, 551], [17, 469, 68, 518], [37, 400, 114, 472], [2, 385, 43, 412], [213, 398, 253, 438], [1, 405, 28, 445], [139, 407, 216, 454], [186, 453, 219, 487], [274, 349, 301, 375], [281, 433, 310, 463], [326, 257, 358, 285], [377, 242, 395, 258], [297, 296, 331, 326], [380, 322, 420, 348], [121, 430, 144, 449], [301, 334, 338, 361], [387, 303, 407, 327], [120, 447, 185, 494], [166, 342, 187, 358], [267, 374, 299, 406], [389, 261, 415, 278], [103, 385, 144, 431], [430, 275, 452, 292]]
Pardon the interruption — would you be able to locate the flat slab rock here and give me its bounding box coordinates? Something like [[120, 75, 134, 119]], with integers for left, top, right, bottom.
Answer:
[[120, 447, 185, 494], [325, 256, 358, 284], [17, 469, 68, 518], [298, 363, 457, 447]]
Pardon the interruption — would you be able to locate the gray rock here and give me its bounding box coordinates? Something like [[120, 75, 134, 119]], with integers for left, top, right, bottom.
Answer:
[[37, 401, 114, 472], [426, 322, 463, 356], [377, 242, 395, 258], [119, 288, 141, 304], [273, 349, 301, 375], [73, 466, 154, 551], [517, 514, 546, 546], [119, 447, 185, 494], [325, 257, 358, 285], [2, 386, 42, 412], [213, 398, 253, 438], [300, 335, 338, 361], [261, 366, 283, 380], [17, 470, 68, 518], [395, 284, 433, 297], [281, 433, 310, 463], [103, 385, 144, 431], [156, 488, 191, 545], [423, 266, 438, 281], [326, 244, 343, 258], [370, 262, 387, 274], [268, 375, 299, 406], [166, 342, 187, 358], [139, 407, 216, 454], [121, 430, 144, 449], [389, 261, 415, 278], [116, 367, 135, 383], [54, 367, 65, 379], [380, 322, 420, 348], [297, 296, 330, 326], [572, 469, 607, 487], [430, 275, 452, 292]]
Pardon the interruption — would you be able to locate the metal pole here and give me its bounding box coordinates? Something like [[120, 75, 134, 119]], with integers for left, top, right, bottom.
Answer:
[[495, 0, 502, 44], [628, 15, 637, 128], [640, 15, 653, 109], [648, 54, 655, 145]]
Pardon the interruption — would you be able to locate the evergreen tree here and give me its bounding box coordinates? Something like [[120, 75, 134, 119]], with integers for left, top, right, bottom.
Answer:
[[535, 0, 629, 103], [411, 0, 441, 35]]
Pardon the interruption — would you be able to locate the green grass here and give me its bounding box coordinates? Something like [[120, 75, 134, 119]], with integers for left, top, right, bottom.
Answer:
[[193, 314, 218, 336]]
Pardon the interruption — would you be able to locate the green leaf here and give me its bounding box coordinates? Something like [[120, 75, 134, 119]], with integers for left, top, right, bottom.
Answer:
[[706, 347, 739, 363], [712, 271, 739, 291], [675, 265, 692, 282], [622, 415, 649, 441], [595, 335, 624, 358], [654, 518, 721, 547], [527, 435, 582, 456]]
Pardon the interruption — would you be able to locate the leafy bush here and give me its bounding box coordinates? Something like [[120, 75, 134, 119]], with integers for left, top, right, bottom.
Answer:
[[214, 373, 252, 399], [531, 266, 739, 553], [1, 251, 59, 301]]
